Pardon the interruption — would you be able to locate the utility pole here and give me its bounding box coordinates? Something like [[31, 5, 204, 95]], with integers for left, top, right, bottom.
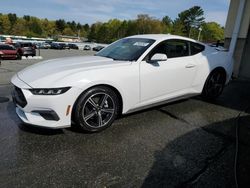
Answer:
[[198, 27, 202, 41]]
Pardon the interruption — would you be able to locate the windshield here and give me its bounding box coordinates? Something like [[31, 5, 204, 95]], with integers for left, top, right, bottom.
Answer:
[[96, 38, 155, 61]]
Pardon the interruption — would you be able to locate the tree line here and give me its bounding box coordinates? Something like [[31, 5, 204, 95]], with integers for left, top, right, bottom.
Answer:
[[0, 6, 224, 43]]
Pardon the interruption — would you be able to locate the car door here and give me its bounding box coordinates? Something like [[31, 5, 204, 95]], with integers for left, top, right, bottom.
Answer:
[[140, 39, 197, 103]]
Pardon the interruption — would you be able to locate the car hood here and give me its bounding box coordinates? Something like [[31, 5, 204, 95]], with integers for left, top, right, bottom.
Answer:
[[17, 56, 131, 88]]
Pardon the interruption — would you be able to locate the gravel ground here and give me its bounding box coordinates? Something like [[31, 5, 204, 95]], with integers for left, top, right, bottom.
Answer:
[[0, 50, 250, 187]]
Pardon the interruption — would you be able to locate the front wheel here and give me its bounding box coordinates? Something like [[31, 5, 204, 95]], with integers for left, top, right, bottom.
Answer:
[[202, 69, 226, 100], [73, 86, 120, 132]]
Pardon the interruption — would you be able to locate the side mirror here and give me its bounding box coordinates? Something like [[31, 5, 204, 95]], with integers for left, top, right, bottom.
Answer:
[[150, 53, 168, 62]]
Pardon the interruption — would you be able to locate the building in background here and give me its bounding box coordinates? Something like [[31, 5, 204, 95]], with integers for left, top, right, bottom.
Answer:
[[225, 0, 250, 79], [0, 35, 53, 43], [57, 35, 87, 43]]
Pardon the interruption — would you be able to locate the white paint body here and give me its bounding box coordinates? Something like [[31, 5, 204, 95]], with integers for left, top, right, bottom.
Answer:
[[11, 34, 232, 128]]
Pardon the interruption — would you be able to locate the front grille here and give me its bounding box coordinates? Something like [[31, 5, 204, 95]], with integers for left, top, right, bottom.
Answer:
[[13, 86, 27, 108]]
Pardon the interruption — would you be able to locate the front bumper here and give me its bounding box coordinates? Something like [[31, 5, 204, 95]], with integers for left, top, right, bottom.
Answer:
[[11, 75, 82, 129], [23, 50, 36, 56], [2, 54, 17, 59]]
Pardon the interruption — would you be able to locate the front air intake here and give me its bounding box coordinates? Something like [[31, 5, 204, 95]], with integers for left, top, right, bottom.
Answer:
[[13, 86, 27, 108]]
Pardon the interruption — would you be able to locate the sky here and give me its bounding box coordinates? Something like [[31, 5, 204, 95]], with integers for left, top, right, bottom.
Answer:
[[0, 0, 230, 26]]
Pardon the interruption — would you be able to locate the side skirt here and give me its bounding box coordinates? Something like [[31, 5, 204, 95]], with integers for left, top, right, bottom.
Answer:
[[124, 93, 199, 115]]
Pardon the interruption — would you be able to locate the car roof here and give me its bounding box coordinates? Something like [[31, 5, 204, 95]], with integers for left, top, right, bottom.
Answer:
[[127, 34, 201, 44]]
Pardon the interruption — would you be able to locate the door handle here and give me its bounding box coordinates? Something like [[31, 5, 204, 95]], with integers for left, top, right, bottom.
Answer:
[[185, 64, 196, 68]]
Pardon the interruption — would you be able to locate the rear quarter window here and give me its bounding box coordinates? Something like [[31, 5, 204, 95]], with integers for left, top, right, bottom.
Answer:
[[190, 42, 205, 55]]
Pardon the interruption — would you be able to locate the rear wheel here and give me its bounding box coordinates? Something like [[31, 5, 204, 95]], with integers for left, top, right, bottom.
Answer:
[[73, 86, 120, 132], [202, 69, 226, 100], [16, 53, 21, 60]]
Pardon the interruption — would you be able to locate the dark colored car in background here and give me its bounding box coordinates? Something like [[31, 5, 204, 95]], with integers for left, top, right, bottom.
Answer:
[[61, 43, 70, 50], [209, 42, 225, 47], [51, 43, 64, 50], [0, 44, 19, 59], [68, 43, 79, 50], [14, 42, 36, 57], [51, 43, 69, 50], [92, 46, 105, 51]]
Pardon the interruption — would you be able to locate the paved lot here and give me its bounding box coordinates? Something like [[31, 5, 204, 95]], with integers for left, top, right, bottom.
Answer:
[[0, 50, 250, 187], [0, 49, 95, 85]]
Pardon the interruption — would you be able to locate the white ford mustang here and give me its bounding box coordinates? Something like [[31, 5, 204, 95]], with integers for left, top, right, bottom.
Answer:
[[11, 34, 232, 132]]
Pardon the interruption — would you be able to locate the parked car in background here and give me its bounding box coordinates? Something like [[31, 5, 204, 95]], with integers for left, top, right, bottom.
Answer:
[[0, 44, 19, 59], [61, 43, 70, 50], [68, 43, 79, 50], [209, 41, 225, 47], [11, 34, 233, 132], [83, 45, 91, 50], [37, 43, 51, 49], [51, 43, 70, 50], [14, 42, 36, 57], [0, 51, 2, 64], [51, 43, 64, 50], [92, 46, 105, 51], [34, 43, 40, 49]]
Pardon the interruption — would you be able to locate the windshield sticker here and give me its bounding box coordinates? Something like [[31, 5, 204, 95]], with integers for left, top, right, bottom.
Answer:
[[133, 42, 149, 47]]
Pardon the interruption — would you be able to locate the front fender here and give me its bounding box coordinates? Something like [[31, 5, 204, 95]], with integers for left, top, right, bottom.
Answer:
[[59, 64, 140, 114]]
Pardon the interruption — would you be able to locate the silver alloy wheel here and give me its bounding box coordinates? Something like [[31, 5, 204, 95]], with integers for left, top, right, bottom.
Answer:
[[82, 92, 115, 128]]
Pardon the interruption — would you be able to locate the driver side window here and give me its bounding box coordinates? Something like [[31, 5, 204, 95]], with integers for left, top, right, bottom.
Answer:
[[146, 39, 190, 61], [147, 42, 167, 60]]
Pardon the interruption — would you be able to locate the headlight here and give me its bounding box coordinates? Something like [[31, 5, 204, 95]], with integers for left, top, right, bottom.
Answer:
[[29, 87, 71, 95]]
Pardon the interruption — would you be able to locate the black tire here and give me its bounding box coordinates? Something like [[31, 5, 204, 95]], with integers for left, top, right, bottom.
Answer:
[[73, 86, 120, 132], [202, 69, 226, 100], [17, 53, 21, 60]]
